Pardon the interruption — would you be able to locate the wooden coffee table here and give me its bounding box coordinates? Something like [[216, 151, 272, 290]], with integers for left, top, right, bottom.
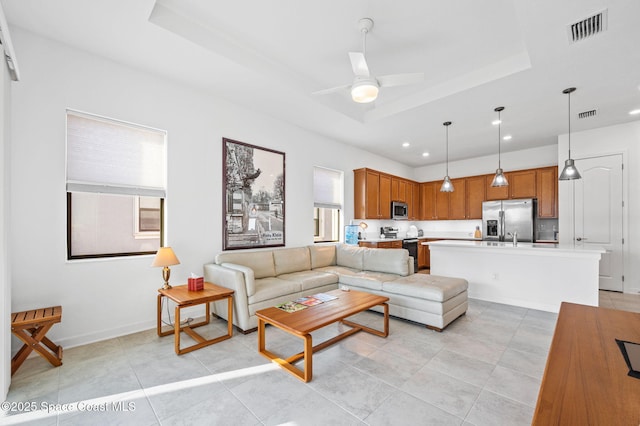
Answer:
[[255, 289, 389, 382]]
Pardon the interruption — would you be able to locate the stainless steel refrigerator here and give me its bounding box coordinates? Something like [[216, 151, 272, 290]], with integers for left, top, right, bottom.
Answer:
[[482, 198, 537, 242]]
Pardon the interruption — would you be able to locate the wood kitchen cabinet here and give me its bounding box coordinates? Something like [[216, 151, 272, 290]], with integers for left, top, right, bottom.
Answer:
[[417, 238, 428, 269], [537, 166, 558, 218], [485, 174, 510, 200], [509, 169, 537, 199], [354, 168, 392, 219], [465, 175, 486, 219], [391, 178, 407, 202], [435, 181, 449, 219], [406, 181, 420, 220], [358, 240, 402, 249], [448, 178, 466, 219], [420, 182, 437, 220]]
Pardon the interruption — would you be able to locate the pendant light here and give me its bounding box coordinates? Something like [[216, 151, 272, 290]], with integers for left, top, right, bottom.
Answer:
[[491, 106, 508, 187], [559, 87, 582, 180], [440, 121, 454, 192]]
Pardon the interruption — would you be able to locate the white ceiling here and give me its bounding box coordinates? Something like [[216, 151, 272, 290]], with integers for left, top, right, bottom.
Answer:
[[3, 0, 640, 167]]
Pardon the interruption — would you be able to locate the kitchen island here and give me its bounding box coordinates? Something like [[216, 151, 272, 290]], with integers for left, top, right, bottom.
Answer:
[[426, 240, 604, 313]]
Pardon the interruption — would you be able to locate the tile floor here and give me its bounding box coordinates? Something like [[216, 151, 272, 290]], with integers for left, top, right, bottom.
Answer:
[[3, 291, 639, 425]]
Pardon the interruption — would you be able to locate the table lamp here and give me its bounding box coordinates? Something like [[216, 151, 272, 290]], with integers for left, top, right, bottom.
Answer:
[[152, 247, 180, 290]]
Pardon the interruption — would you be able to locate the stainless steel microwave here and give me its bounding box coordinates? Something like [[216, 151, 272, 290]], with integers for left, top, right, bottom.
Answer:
[[391, 201, 408, 220]]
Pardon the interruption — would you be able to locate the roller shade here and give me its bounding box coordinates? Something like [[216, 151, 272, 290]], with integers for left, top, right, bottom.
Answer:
[[66, 111, 167, 197], [313, 166, 343, 209]]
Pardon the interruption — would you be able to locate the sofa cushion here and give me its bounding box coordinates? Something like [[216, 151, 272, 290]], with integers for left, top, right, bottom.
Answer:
[[309, 244, 337, 269], [363, 248, 409, 276], [336, 244, 365, 270], [314, 265, 360, 277], [273, 247, 311, 276], [339, 271, 400, 291], [216, 251, 275, 279], [248, 277, 302, 304], [278, 270, 339, 291], [383, 274, 468, 302]]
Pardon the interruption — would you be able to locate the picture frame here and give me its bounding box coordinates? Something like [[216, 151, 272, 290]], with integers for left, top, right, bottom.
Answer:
[[222, 138, 285, 250]]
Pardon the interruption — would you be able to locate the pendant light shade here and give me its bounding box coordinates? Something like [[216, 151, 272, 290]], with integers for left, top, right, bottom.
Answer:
[[491, 106, 508, 187], [559, 87, 582, 180], [440, 121, 454, 192]]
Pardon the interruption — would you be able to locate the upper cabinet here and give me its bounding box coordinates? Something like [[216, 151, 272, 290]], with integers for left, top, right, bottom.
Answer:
[[485, 174, 510, 200], [536, 166, 558, 218], [465, 175, 486, 219], [356, 165, 557, 221], [508, 169, 537, 199], [353, 168, 394, 219], [448, 178, 466, 219]]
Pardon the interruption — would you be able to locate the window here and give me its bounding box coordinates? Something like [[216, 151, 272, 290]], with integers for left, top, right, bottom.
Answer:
[[66, 111, 167, 259], [313, 166, 343, 243]]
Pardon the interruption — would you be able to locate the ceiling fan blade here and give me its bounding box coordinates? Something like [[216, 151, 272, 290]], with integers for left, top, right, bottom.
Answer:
[[377, 72, 424, 88], [312, 83, 351, 96], [348, 52, 370, 77]]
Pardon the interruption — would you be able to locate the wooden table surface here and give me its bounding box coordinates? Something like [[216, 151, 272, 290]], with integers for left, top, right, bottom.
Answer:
[[255, 289, 388, 335], [158, 282, 234, 305], [533, 302, 640, 425]]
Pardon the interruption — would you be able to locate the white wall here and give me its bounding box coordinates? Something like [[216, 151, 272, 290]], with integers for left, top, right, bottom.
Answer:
[[558, 121, 640, 294], [9, 28, 414, 349], [413, 144, 557, 182], [1, 37, 12, 402]]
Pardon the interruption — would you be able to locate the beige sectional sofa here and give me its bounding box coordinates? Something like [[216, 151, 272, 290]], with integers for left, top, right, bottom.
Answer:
[[204, 244, 468, 333]]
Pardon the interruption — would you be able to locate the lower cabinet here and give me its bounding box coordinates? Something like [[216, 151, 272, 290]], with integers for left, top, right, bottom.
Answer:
[[358, 240, 402, 249]]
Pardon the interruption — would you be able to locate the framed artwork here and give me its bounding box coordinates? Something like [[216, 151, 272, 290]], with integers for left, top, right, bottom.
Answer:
[[222, 138, 285, 250]]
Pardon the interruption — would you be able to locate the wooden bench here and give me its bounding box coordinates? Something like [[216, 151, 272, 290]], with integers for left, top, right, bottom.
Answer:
[[11, 306, 63, 376]]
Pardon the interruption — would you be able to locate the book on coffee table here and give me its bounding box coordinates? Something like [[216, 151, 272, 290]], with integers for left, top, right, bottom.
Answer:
[[312, 293, 338, 302], [295, 296, 323, 306], [276, 301, 308, 313]]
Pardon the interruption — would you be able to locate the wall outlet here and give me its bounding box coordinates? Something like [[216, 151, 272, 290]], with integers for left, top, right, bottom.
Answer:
[[492, 273, 499, 280]]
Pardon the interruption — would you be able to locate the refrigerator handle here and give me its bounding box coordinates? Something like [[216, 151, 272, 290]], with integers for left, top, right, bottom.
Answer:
[[499, 210, 505, 241]]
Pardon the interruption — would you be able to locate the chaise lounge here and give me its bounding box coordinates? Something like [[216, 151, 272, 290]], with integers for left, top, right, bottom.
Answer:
[[204, 244, 468, 333]]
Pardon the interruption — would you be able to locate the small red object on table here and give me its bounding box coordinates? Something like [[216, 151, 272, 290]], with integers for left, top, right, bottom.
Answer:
[[188, 276, 204, 291]]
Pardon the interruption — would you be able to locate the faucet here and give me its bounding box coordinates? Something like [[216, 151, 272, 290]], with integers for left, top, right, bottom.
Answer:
[[507, 231, 518, 246]]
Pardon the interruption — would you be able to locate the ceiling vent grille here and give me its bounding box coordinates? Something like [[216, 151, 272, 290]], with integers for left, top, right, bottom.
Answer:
[[568, 9, 608, 43], [578, 109, 597, 119]]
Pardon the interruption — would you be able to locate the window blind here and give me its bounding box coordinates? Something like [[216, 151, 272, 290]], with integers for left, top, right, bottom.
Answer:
[[66, 111, 167, 197], [313, 166, 343, 209]]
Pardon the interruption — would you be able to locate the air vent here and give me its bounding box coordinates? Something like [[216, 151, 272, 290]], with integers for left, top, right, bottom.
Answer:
[[568, 9, 608, 43], [578, 109, 597, 119]]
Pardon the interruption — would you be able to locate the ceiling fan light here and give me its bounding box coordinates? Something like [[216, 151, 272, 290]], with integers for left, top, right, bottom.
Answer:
[[351, 79, 379, 103], [491, 168, 509, 187], [440, 176, 454, 192], [559, 158, 582, 180]]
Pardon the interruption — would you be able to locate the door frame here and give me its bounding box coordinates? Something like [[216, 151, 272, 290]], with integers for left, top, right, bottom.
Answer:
[[559, 150, 628, 292]]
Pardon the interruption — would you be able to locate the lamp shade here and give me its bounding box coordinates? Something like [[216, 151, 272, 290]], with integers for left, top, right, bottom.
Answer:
[[440, 176, 454, 192], [491, 168, 509, 187], [559, 158, 582, 180], [151, 247, 180, 267]]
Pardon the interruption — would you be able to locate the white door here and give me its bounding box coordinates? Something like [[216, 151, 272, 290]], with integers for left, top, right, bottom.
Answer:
[[573, 154, 624, 291]]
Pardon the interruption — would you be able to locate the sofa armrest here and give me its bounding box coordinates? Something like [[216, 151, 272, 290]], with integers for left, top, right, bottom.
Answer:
[[203, 263, 252, 331]]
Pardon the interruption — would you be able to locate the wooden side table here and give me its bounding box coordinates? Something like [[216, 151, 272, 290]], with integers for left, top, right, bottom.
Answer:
[[157, 282, 234, 355]]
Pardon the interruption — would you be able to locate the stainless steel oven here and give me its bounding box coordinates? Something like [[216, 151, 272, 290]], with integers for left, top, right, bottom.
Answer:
[[402, 238, 418, 273]]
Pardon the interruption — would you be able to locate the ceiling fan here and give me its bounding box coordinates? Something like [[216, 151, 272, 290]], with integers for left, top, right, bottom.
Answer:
[[313, 18, 424, 104]]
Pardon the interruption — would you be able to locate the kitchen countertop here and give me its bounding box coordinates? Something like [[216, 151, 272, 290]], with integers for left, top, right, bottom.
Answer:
[[425, 239, 604, 257]]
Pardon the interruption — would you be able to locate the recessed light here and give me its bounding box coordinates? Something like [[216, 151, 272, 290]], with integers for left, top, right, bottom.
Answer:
[[492, 119, 501, 126], [402, 142, 410, 148], [503, 135, 512, 141], [422, 152, 429, 157], [629, 109, 640, 115]]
